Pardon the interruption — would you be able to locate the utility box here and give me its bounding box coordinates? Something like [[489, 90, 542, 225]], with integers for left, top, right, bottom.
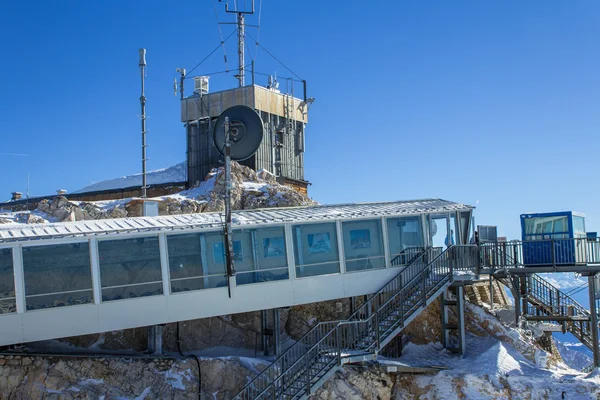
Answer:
[[520, 211, 587, 266]]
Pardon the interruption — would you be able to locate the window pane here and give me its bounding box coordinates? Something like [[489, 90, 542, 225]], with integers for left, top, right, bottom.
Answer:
[[167, 233, 227, 293], [387, 216, 424, 265], [237, 227, 289, 285], [293, 223, 340, 278], [0, 248, 16, 314], [99, 236, 162, 302], [573, 216, 586, 235], [343, 219, 385, 272], [22, 243, 93, 310]]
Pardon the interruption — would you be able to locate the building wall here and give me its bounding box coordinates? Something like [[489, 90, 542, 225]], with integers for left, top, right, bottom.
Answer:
[[186, 110, 306, 187]]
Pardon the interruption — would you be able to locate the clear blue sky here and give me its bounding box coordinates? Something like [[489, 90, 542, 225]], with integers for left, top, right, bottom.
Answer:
[[1, 1, 599, 240]]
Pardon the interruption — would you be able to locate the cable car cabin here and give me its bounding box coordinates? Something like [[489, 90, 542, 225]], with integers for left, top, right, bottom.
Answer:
[[520, 211, 587, 266]]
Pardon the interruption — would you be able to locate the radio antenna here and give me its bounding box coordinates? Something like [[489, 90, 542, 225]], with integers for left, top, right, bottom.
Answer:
[[139, 48, 148, 198], [222, 0, 255, 87]]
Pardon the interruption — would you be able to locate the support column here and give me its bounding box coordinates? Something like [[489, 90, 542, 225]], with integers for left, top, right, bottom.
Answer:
[[262, 310, 269, 356], [148, 325, 163, 355], [588, 275, 600, 368], [513, 277, 521, 329], [440, 289, 451, 349], [274, 308, 281, 358], [457, 286, 466, 357], [520, 277, 528, 328], [489, 275, 494, 311]]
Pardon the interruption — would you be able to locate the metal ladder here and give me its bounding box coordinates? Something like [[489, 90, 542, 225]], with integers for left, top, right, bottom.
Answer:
[[232, 245, 467, 400]]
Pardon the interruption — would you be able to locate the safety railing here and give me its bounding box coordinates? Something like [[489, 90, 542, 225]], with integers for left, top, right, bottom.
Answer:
[[525, 274, 594, 349], [232, 245, 466, 400], [480, 237, 600, 270]]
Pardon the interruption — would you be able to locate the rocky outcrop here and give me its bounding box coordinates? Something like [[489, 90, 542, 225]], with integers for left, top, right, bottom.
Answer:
[[20, 162, 314, 223], [0, 355, 263, 400]]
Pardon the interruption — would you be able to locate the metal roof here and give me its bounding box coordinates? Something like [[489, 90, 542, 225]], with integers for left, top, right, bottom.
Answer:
[[0, 198, 472, 243]]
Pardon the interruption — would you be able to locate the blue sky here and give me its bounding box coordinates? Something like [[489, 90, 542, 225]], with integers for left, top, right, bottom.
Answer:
[[1, 1, 599, 240]]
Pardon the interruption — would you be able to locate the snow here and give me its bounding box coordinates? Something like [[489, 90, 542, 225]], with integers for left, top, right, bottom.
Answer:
[[164, 367, 193, 391], [135, 387, 152, 400], [74, 162, 186, 193]]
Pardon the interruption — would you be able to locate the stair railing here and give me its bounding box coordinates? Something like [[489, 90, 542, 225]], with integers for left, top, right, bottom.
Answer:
[[233, 247, 441, 399]]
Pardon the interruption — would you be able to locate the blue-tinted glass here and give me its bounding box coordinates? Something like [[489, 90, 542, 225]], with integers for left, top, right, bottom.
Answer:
[[0, 248, 16, 314], [293, 223, 340, 278], [98, 236, 162, 302], [236, 227, 289, 285], [167, 233, 227, 293], [343, 219, 385, 272], [22, 243, 92, 310], [387, 217, 424, 265]]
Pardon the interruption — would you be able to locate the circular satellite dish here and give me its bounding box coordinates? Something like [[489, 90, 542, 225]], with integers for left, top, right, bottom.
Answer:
[[213, 105, 264, 161]]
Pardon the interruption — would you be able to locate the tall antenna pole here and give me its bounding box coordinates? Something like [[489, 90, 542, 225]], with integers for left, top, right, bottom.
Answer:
[[139, 48, 148, 198], [237, 12, 245, 87], [224, 1, 254, 87], [223, 117, 235, 298]]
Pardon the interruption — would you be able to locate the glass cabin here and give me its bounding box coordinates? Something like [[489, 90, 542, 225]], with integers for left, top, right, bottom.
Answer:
[[520, 211, 587, 265]]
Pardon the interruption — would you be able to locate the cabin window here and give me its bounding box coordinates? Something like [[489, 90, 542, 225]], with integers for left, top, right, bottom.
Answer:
[[0, 248, 16, 314], [22, 243, 93, 310], [342, 219, 385, 272], [167, 232, 226, 293], [387, 216, 425, 266], [98, 236, 163, 302], [293, 222, 340, 278]]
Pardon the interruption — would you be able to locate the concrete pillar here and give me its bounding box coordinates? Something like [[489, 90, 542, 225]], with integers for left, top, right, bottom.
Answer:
[[440, 289, 451, 349], [588, 276, 600, 368]]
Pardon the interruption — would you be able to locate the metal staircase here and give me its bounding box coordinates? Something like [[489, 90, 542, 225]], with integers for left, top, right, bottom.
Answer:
[[233, 246, 470, 400], [525, 274, 596, 351]]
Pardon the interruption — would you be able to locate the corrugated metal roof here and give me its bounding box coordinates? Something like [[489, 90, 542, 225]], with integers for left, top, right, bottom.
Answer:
[[0, 199, 472, 243]]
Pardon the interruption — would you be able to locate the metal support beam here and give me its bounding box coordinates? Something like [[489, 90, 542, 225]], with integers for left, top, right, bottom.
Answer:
[[588, 276, 600, 368], [148, 325, 163, 355], [440, 289, 451, 349], [520, 277, 528, 329], [262, 310, 269, 356], [274, 308, 281, 358], [513, 277, 521, 329], [489, 275, 494, 311], [457, 286, 466, 357]]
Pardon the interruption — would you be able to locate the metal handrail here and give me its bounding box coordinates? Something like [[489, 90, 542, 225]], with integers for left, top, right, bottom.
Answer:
[[480, 237, 600, 269], [233, 246, 454, 400]]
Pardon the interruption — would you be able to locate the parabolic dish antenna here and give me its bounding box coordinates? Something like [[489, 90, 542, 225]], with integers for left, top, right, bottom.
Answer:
[[213, 105, 264, 161]]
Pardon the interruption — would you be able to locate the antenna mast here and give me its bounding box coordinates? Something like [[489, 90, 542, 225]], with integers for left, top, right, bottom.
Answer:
[[139, 48, 148, 198], [224, 0, 255, 87]]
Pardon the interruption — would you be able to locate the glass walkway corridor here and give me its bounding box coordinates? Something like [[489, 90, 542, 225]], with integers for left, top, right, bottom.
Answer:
[[0, 199, 473, 347]]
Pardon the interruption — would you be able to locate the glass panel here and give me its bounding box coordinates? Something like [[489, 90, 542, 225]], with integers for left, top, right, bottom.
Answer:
[[387, 216, 424, 265], [460, 211, 471, 244], [22, 243, 93, 310], [450, 215, 457, 245], [573, 216, 586, 236], [0, 248, 16, 314], [99, 236, 163, 302], [429, 215, 449, 249], [167, 232, 227, 293], [343, 219, 385, 272], [237, 227, 289, 285], [293, 223, 340, 278]]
